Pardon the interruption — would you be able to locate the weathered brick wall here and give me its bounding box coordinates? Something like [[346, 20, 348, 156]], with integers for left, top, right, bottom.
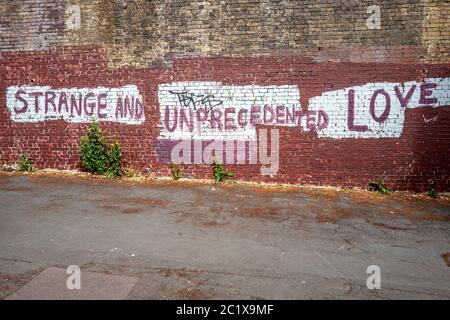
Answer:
[[0, 1, 449, 191], [1, 0, 449, 66]]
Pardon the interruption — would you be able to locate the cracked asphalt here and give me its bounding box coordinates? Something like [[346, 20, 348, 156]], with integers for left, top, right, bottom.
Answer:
[[0, 173, 449, 299]]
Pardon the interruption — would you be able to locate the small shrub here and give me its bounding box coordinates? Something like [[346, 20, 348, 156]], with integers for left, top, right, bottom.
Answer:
[[80, 120, 122, 178], [213, 161, 234, 183], [368, 179, 391, 195], [17, 154, 33, 172], [170, 162, 182, 180], [428, 188, 439, 198], [106, 140, 122, 179], [80, 121, 109, 174]]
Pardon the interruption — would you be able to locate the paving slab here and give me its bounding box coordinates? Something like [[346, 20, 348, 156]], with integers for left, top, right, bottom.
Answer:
[[6, 267, 139, 300]]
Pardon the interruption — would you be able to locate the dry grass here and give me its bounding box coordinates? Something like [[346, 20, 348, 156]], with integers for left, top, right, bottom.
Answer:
[[2, 169, 449, 224]]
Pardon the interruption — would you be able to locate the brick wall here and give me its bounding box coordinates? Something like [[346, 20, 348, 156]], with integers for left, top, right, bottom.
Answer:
[[2, 0, 449, 66], [0, 1, 449, 191]]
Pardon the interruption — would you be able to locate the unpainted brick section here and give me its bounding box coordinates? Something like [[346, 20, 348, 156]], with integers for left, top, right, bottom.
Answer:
[[0, 0, 449, 66]]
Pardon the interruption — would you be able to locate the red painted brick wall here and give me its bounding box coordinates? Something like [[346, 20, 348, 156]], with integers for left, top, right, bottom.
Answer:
[[1, 47, 449, 191]]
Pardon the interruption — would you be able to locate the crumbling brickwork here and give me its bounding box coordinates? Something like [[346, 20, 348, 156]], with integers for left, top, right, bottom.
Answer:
[[1, 0, 449, 66]]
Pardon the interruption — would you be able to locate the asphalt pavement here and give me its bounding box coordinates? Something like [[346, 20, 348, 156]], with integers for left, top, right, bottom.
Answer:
[[0, 173, 449, 299]]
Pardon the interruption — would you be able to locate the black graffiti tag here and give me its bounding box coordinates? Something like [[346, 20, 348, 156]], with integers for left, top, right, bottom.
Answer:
[[169, 90, 223, 112]]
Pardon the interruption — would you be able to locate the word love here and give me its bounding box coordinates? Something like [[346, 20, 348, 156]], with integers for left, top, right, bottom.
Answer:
[[310, 77, 450, 138], [6, 85, 145, 124]]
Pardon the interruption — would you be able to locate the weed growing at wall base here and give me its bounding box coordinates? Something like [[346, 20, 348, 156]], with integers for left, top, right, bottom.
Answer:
[[213, 161, 234, 183], [368, 179, 391, 195], [123, 167, 139, 178], [17, 154, 33, 172], [170, 162, 182, 180], [79, 120, 122, 178], [428, 188, 439, 198]]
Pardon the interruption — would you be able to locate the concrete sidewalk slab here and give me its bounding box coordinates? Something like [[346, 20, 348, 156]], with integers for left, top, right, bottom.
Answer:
[[6, 267, 139, 300]]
